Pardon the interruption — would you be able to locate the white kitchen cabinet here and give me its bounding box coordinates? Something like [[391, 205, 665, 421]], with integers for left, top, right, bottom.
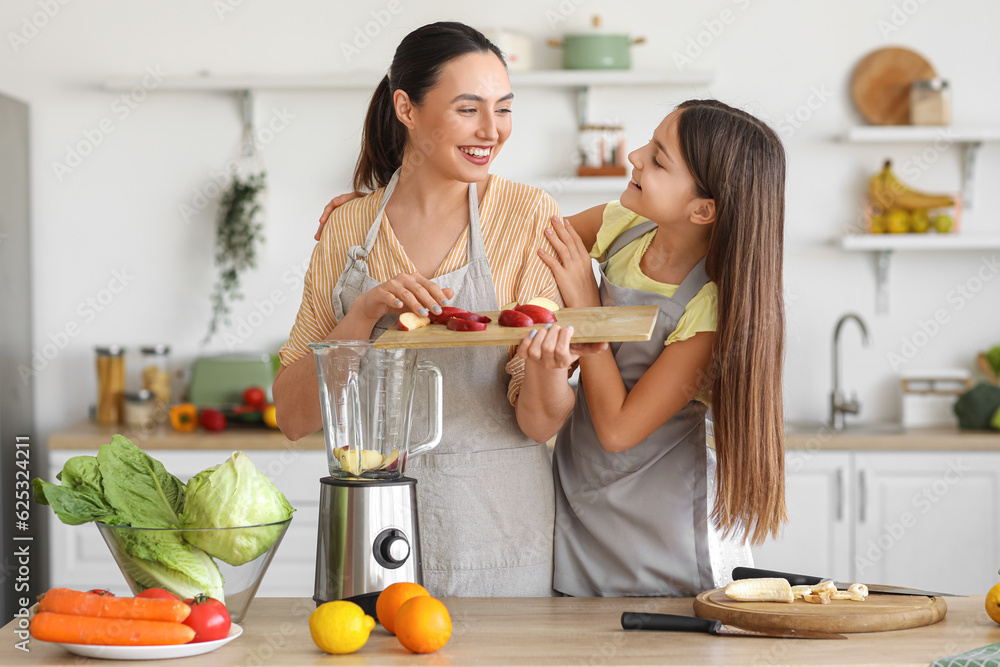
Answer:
[[47, 450, 325, 599], [751, 451, 853, 582], [752, 449, 1000, 595]]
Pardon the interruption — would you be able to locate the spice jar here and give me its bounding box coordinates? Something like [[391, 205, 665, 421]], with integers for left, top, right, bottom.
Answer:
[[140, 344, 171, 424], [123, 389, 155, 429], [910, 78, 951, 126], [95, 346, 126, 425], [577, 124, 627, 177]]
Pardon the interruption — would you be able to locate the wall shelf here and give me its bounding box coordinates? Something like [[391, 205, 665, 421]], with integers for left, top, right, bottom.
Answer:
[[528, 176, 629, 195]]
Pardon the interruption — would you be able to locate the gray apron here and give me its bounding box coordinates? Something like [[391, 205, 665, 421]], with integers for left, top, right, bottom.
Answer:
[[331, 169, 555, 597], [552, 220, 752, 597]]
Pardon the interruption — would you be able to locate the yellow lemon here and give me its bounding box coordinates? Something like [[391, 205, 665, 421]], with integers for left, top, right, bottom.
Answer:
[[263, 405, 278, 429], [986, 583, 1000, 624], [309, 601, 375, 654]]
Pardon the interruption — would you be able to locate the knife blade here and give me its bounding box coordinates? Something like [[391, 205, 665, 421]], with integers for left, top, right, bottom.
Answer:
[[621, 612, 846, 639], [731, 567, 961, 597]]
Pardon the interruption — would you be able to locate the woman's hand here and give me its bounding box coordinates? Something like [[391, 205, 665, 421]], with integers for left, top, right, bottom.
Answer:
[[538, 215, 602, 309], [516, 324, 607, 370], [315, 192, 362, 240], [355, 272, 455, 322]]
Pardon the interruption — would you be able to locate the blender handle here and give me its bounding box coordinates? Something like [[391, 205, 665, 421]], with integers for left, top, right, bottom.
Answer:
[[407, 361, 443, 460]]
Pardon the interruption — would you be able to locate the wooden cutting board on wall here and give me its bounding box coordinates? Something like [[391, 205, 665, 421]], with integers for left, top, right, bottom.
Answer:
[[851, 47, 937, 125], [694, 588, 947, 633]]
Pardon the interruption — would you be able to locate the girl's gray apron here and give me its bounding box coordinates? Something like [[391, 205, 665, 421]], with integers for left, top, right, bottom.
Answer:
[[331, 169, 555, 597], [552, 220, 752, 597]]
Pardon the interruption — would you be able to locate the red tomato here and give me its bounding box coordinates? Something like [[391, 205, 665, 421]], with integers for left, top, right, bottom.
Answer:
[[136, 588, 180, 601], [183, 595, 231, 642], [86, 589, 114, 596], [242, 386, 266, 409], [199, 408, 227, 432]]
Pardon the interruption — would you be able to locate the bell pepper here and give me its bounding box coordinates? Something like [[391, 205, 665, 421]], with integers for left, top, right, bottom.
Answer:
[[169, 403, 198, 432], [199, 408, 227, 432]]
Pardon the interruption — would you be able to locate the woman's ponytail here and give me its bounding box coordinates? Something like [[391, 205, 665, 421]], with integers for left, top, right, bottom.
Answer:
[[352, 75, 407, 192]]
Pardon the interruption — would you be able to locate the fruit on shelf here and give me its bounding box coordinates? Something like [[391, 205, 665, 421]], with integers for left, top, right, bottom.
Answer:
[[868, 159, 955, 212], [869, 213, 887, 234], [498, 309, 535, 328], [428, 307, 472, 325], [910, 208, 930, 233], [886, 208, 911, 234], [446, 318, 487, 332], [525, 296, 560, 312], [397, 312, 431, 331], [514, 304, 557, 324], [933, 213, 954, 233]]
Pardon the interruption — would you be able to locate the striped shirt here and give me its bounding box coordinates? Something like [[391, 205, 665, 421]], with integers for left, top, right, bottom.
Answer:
[[279, 175, 563, 406]]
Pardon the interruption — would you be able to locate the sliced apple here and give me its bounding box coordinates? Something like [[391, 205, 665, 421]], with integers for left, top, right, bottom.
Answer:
[[429, 306, 473, 325], [397, 312, 431, 331], [338, 448, 384, 475], [514, 304, 557, 324], [525, 296, 560, 312], [500, 301, 518, 311], [498, 309, 534, 328], [451, 312, 491, 324], [446, 317, 487, 332], [379, 449, 400, 471]]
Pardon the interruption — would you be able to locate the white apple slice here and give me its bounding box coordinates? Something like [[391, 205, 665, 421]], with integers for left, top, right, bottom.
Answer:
[[526, 296, 560, 312], [500, 301, 518, 311], [360, 449, 384, 472], [397, 312, 431, 331], [379, 449, 400, 471], [339, 448, 384, 475]]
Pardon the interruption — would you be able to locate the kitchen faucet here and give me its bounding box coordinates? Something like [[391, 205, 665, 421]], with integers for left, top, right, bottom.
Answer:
[[830, 313, 871, 430]]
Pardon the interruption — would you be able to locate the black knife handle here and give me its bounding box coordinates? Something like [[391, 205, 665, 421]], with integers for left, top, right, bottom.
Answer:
[[732, 567, 823, 587], [621, 612, 722, 634]]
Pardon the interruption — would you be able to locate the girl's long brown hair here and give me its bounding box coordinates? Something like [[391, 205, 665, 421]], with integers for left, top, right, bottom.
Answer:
[[676, 99, 787, 545]]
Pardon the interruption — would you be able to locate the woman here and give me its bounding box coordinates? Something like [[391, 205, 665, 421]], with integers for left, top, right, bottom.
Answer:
[[274, 22, 572, 597]]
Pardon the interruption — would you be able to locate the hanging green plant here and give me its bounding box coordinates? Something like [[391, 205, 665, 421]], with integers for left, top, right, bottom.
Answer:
[[204, 172, 266, 343]]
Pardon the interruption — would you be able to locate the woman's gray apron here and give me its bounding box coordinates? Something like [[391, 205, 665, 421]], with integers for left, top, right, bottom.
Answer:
[[331, 169, 554, 597], [552, 220, 752, 597]]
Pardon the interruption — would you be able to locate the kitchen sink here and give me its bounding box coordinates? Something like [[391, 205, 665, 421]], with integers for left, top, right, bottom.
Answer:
[[784, 420, 905, 436]]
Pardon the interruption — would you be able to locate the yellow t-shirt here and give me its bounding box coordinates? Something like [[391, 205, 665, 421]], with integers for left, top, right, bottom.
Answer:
[[591, 201, 718, 347]]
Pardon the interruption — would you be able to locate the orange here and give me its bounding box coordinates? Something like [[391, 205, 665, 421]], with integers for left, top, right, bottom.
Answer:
[[394, 596, 452, 654], [376, 582, 429, 635], [986, 582, 1000, 624]]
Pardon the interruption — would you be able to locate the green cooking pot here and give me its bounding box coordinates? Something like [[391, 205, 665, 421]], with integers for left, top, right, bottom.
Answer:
[[548, 33, 645, 70]]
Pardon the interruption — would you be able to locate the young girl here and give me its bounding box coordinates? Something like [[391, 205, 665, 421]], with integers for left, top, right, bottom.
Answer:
[[519, 99, 787, 596]]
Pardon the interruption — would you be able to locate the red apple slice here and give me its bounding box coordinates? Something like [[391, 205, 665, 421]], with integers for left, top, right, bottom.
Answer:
[[446, 317, 487, 332], [429, 306, 473, 324], [525, 296, 560, 312], [397, 312, 431, 331], [451, 312, 492, 324], [514, 304, 557, 324], [498, 309, 534, 327]]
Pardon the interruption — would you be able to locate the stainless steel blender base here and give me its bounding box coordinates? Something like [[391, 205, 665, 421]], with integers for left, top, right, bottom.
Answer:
[[314, 476, 423, 615]]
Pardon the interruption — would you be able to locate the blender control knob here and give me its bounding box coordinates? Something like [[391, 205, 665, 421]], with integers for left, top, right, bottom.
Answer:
[[373, 528, 411, 569], [385, 536, 410, 564]]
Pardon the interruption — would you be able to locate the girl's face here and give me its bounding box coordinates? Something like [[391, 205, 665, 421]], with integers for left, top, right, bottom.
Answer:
[[400, 52, 513, 183], [620, 110, 707, 225]]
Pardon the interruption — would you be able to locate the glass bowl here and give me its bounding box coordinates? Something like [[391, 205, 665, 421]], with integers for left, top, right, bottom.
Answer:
[[95, 519, 291, 623]]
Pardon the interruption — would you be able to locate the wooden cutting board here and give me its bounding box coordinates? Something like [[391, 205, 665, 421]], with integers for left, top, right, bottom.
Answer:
[[693, 588, 947, 634], [851, 47, 936, 125], [374, 305, 658, 349]]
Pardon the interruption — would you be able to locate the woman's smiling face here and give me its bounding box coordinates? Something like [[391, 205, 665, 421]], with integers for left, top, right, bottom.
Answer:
[[398, 51, 513, 183]]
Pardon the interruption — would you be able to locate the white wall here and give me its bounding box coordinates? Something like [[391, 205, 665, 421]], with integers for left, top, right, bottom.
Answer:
[[2, 0, 999, 442]]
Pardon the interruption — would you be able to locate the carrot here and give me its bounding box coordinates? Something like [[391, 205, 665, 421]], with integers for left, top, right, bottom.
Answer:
[[39, 592, 190, 623], [30, 612, 195, 646]]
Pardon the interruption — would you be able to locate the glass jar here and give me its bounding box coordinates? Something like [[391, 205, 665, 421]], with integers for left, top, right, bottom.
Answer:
[[910, 78, 951, 126], [140, 344, 171, 424], [577, 124, 627, 177], [95, 346, 126, 425], [123, 389, 155, 429]]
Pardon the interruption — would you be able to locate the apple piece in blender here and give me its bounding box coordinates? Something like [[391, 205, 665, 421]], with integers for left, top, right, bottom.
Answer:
[[397, 312, 431, 331], [498, 309, 534, 328], [446, 318, 487, 332], [379, 449, 401, 472], [514, 304, 557, 324], [428, 306, 473, 324], [338, 448, 384, 475], [525, 296, 560, 312]]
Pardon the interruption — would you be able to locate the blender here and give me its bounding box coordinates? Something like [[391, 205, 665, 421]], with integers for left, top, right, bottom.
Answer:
[[309, 341, 442, 616]]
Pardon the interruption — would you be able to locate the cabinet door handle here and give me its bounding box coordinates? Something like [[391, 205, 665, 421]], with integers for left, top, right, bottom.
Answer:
[[835, 468, 843, 522], [858, 469, 867, 524]]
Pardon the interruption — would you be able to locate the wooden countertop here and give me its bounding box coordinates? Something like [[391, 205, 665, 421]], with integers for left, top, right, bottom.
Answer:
[[2, 596, 997, 666], [49, 420, 1000, 452]]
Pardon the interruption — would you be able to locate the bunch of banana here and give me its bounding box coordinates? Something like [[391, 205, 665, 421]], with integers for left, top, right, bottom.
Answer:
[[868, 159, 955, 212]]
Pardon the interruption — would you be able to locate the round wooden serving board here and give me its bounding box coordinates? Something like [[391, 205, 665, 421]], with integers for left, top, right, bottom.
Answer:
[[693, 589, 947, 633], [851, 47, 936, 125]]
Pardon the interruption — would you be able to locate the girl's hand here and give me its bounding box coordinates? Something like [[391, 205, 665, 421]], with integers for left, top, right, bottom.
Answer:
[[355, 272, 455, 322], [539, 215, 601, 308], [315, 192, 363, 240], [516, 324, 607, 370]]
